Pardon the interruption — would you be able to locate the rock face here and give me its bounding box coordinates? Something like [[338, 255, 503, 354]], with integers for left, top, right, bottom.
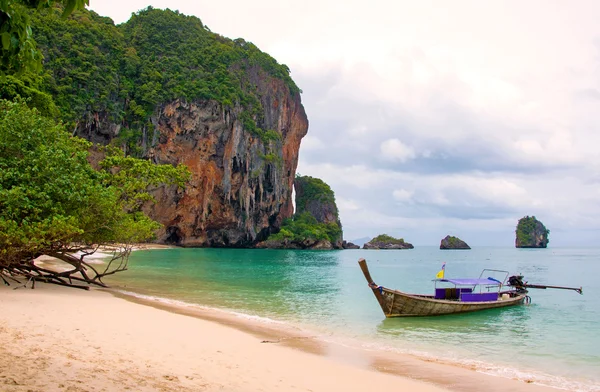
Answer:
[[363, 234, 414, 249], [515, 216, 549, 248], [83, 74, 307, 247], [440, 235, 471, 250], [145, 77, 307, 246]]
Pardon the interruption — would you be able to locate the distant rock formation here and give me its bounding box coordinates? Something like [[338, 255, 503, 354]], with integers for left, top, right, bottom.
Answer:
[[342, 241, 360, 249], [363, 234, 414, 249], [440, 235, 471, 250], [515, 216, 549, 248]]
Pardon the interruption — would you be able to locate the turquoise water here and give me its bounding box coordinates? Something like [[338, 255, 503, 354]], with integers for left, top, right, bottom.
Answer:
[[105, 247, 600, 391]]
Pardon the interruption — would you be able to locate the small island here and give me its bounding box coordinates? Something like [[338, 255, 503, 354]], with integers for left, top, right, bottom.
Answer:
[[515, 216, 549, 248], [363, 234, 414, 249], [440, 235, 471, 250]]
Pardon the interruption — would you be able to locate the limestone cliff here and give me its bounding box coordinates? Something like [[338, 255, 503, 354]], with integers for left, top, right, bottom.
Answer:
[[515, 216, 549, 248], [145, 79, 307, 246]]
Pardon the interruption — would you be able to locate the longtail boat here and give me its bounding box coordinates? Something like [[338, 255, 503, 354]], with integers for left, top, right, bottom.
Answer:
[[358, 258, 582, 317]]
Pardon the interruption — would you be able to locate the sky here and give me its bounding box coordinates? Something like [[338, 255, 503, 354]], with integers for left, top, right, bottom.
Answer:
[[89, 0, 600, 246]]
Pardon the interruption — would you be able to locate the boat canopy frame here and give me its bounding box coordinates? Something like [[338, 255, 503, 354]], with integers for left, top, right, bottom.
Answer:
[[433, 269, 510, 295]]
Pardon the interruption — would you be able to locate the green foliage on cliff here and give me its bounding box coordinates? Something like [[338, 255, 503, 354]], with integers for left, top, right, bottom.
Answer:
[[269, 212, 342, 243], [370, 234, 405, 244], [0, 0, 88, 74], [516, 215, 549, 247], [0, 75, 58, 116], [294, 175, 336, 217], [266, 175, 342, 246], [445, 236, 461, 246], [18, 5, 299, 147], [0, 99, 189, 267]]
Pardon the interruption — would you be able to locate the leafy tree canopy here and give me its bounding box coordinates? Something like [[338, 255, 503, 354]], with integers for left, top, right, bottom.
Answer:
[[294, 175, 336, 216], [0, 99, 190, 288], [0, 0, 88, 74], [269, 212, 342, 244]]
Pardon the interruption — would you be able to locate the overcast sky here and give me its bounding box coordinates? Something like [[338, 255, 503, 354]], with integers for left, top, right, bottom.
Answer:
[[90, 0, 600, 246]]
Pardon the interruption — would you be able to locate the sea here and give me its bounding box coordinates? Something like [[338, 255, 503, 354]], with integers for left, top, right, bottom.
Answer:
[[104, 247, 600, 392]]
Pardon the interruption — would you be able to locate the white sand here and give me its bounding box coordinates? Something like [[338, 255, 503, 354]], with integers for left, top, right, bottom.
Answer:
[[0, 283, 562, 392]]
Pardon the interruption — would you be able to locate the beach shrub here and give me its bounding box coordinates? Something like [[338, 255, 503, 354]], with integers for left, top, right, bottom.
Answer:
[[0, 100, 189, 288]]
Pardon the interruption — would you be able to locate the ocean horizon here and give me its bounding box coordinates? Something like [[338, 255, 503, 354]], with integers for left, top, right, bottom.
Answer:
[[105, 246, 600, 392]]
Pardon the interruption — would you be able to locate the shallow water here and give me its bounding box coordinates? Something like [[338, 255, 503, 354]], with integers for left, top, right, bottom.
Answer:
[[105, 247, 600, 391]]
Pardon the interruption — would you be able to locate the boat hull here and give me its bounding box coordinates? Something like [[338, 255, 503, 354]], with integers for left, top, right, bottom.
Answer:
[[358, 258, 526, 317], [375, 287, 526, 317]]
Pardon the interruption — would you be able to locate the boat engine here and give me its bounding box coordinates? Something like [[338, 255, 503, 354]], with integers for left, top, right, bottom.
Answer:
[[508, 275, 528, 293]]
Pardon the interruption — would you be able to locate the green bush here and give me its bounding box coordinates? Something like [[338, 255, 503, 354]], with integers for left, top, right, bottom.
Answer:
[[370, 234, 405, 244]]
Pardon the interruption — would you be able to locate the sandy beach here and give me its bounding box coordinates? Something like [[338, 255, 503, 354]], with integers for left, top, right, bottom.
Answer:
[[0, 282, 563, 392]]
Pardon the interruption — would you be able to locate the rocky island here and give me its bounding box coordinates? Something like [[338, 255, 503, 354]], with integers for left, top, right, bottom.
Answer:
[[363, 234, 414, 249], [515, 216, 549, 248], [440, 235, 471, 250]]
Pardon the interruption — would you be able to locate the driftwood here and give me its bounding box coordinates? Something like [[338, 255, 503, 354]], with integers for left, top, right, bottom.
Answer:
[[1, 243, 133, 290]]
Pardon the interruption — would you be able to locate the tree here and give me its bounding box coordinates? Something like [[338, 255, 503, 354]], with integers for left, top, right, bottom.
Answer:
[[0, 99, 190, 289], [0, 0, 88, 74]]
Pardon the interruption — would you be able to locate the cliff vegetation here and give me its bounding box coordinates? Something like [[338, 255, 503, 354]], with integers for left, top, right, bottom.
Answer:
[[26, 5, 299, 151], [516, 216, 549, 248]]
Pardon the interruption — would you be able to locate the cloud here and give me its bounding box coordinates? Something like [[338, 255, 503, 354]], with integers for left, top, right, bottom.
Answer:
[[380, 139, 416, 163]]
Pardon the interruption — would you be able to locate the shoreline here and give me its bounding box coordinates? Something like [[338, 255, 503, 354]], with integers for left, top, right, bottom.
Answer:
[[108, 287, 564, 392], [1, 281, 563, 392]]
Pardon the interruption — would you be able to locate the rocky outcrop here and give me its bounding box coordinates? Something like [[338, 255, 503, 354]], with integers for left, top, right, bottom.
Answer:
[[440, 235, 471, 250], [342, 241, 360, 249], [516, 216, 549, 248], [363, 234, 414, 249], [293, 176, 343, 248]]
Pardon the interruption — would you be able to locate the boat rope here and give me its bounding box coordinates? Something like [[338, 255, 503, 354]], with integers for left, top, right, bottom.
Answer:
[[368, 282, 383, 294]]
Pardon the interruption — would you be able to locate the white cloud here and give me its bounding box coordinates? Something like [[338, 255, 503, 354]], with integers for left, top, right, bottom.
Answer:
[[380, 139, 416, 163], [299, 135, 324, 151], [392, 189, 413, 203]]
